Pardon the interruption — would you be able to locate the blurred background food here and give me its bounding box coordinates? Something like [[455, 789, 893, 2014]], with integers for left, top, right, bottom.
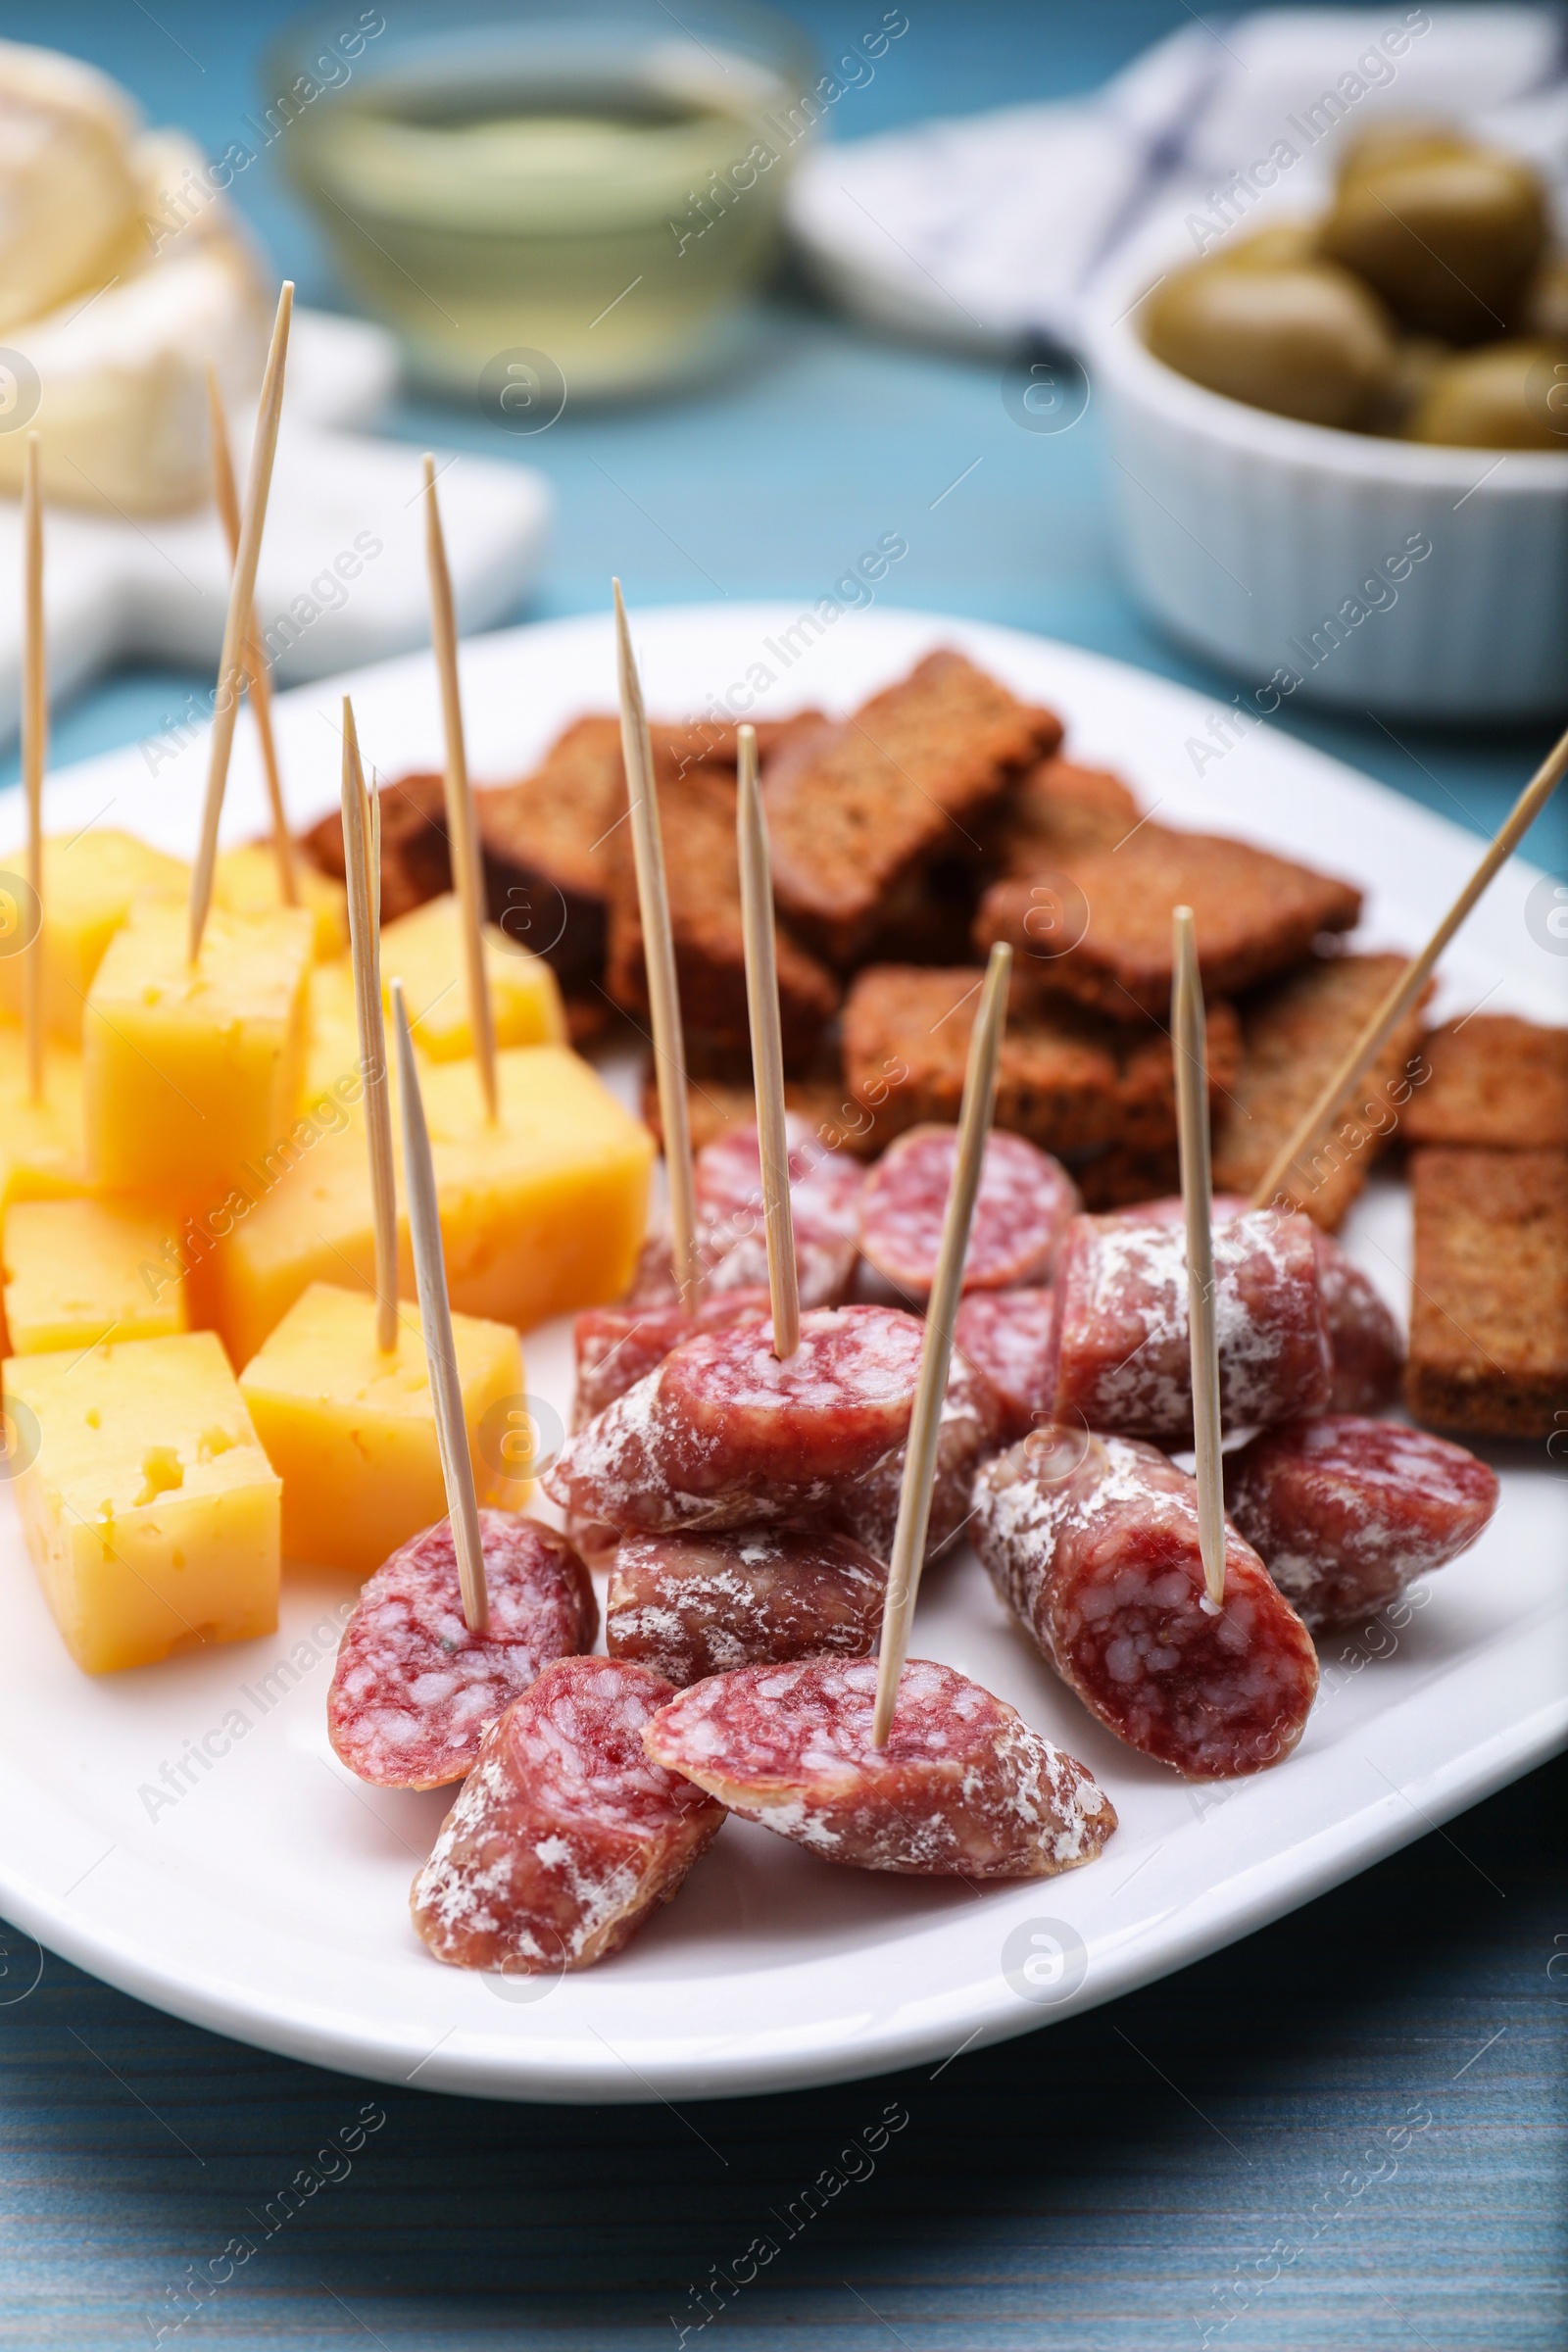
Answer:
[[0, 37, 268, 510], [273, 0, 814, 398], [1143, 126, 1568, 445]]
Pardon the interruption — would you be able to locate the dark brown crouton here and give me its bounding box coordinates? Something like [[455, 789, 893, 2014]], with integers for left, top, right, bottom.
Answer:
[[1403, 1013, 1568, 1151], [299, 769, 450, 925], [1405, 1147, 1568, 1439]]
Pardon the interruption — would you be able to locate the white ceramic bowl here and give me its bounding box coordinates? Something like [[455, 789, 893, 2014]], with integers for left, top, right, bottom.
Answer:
[[1083, 250, 1568, 721]]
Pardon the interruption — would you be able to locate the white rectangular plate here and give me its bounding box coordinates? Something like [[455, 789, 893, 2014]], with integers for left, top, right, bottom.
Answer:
[[2, 606, 1563, 2103]]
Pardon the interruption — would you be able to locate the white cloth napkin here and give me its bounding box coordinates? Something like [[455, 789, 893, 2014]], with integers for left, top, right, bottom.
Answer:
[[786, 5, 1568, 350]]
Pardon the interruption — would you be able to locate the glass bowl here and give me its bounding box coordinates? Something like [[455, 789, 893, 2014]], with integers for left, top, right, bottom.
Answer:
[[270, 0, 816, 402]]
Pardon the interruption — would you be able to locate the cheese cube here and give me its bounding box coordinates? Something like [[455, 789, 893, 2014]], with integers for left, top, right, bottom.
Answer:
[[3, 1198, 185, 1355], [215, 842, 349, 962], [0, 1029, 90, 1209], [0, 828, 189, 1042], [83, 896, 314, 1203], [303, 958, 366, 1104], [209, 1044, 653, 1363], [3, 1330, 280, 1674], [381, 893, 565, 1062], [238, 1282, 529, 1573]]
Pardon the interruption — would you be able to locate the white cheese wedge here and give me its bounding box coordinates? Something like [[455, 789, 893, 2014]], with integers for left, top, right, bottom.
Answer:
[[0, 39, 137, 336]]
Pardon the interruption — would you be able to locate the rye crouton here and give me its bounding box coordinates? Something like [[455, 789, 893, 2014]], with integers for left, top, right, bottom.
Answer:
[[1211, 953, 1431, 1231], [765, 651, 1062, 963], [977, 825, 1362, 1020], [1403, 1014, 1568, 1151], [989, 756, 1143, 874], [300, 769, 450, 924], [1405, 1147, 1568, 1439], [841, 963, 1240, 1165], [607, 760, 839, 1073]]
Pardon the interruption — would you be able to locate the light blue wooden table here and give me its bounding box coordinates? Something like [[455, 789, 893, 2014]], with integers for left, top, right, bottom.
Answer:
[[0, 6, 1562, 2345]]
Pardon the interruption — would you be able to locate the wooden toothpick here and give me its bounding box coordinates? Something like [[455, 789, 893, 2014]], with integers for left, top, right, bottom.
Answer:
[[391, 976, 488, 1634], [736, 723, 799, 1357], [21, 432, 45, 1103], [207, 364, 297, 906], [613, 578, 699, 1308], [1173, 907, 1225, 1612], [422, 452, 498, 1123], [1250, 720, 1568, 1210], [188, 281, 294, 963], [871, 941, 1012, 1749], [342, 696, 399, 1355]]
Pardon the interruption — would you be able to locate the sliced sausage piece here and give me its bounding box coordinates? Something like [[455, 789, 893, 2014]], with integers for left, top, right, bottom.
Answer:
[[410, 1657, 725, 1973], [1049, 1204, 1332, 1445], [327, 1513, 598, 1789], [972, 1428, 1319, 1780], [954, 1286, 1058, 1442], [644, 1655, 1116, 1877], [858, 1124, 1080, 1299], [695, 1115, 864, 1307], [573, 1288, 769, 1428], [607, 1526, 887, 1686], [1225, 1414, 1497, 1630], [545, 1304, 926, 1535], [829, 1348, 1005, 1564], [1313, 1235, 1404, 1414]]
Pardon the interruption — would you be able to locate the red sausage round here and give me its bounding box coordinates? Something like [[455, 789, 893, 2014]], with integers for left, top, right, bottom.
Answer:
[[607, 1526, 887, 1686], [858, 1124, 1079, 1300]]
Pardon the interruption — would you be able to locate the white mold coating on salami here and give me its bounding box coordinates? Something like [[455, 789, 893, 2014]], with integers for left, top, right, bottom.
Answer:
[[1313, 1236, 1405, 1414], [327, 1512, 598, 1789], [972, 1429, 1319, 1780], [858, 1124, 1080, 1300], [410, 1656, 725, 1973], [644, 1655, 1116, 1877], [1225, 1414, 1497, 1630], [1050, 1205, 1331, 1445], [607, 1526, 887, 1686], [572, 1289, 769, 1429], [546, 1305, 925, 1536]]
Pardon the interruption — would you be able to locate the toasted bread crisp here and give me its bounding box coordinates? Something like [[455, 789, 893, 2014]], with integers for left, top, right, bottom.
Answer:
[[841, 964, 1240, 1165], [1406, 1147, 1568, 1439], [1211, 953, 1430, 1231], [765, 652, 1062, 963], [607, 759, 839, 1073], [977, 825, 1361, 1020], [1403, 1014, 1568, 1151], [642, 1073, 892, 1161], [990, 756, 1143, 874], [301, 770, 450, 924]]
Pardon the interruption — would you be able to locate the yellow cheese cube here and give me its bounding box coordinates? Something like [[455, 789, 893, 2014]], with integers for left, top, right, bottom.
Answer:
[[215, 842, 349, 962], [0, 1030, 90, 1210], [0, 828, 188, 1041], [208, 1044, 653, 1363], [238, 1282, 529, 1573], [303, 958, 366, 1104], [381, 893, 565, 1062], [3, 1198, 186, 1356], [83, 896, 314, 1204], [3, 1330, 280, 1674]]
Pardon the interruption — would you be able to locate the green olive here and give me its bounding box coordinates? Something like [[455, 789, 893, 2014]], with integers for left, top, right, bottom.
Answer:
[[1205, 221, 1320, 271], [1321, 137, 1547, 341], [1144, 258, 1396, 428], [1364, 334, 1452, 435], [1404, 338, 1568, 448], [1525, 251, 1568, 341]]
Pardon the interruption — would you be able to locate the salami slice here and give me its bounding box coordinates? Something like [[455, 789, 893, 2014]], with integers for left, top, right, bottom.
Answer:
[[545, 1304, 926, 1535], [411, 1657, 725, 1973], [607, 1526, 887, 1686], [573, 1289, 769, 1428], [858, 1124, 1080, 1300], [972, 1428, 1319, 1779], [1048, 1204, 1332, 1444], [830, 1348, 1005, 1564], [328, 1513, 598, 1789], [953, 1287, 1059, 1442], [1314, 1236, 1404, 1414], [644, 1656, 1116, 1877], [694, 1115, 865, 1307], [1225, 1414, 1497, 1630]]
